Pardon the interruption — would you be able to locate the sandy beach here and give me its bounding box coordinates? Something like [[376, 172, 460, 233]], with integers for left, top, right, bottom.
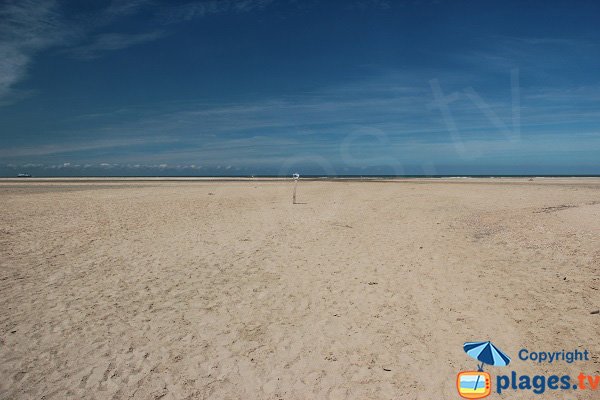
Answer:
[[0, 178, 599, 399]]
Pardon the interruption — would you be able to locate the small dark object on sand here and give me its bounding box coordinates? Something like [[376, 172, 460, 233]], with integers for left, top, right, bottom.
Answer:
[[591, 310, 600, 315]]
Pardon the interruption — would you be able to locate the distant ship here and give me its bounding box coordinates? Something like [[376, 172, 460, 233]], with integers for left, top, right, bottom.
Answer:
[[17, 173, 32, 178]]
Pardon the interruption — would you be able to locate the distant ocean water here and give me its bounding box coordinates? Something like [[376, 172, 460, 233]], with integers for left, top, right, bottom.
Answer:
[[2, 175, 600, 179]]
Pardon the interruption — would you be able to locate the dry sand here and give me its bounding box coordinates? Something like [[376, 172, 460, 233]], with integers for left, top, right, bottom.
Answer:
[[0, 179, 599, 399]]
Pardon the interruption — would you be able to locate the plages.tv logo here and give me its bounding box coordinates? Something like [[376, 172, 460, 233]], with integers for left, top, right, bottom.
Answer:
[[457, 341, 511, 399]]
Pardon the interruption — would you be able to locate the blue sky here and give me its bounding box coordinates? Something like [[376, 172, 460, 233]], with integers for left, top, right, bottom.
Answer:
[[1, 0, 599, 176]]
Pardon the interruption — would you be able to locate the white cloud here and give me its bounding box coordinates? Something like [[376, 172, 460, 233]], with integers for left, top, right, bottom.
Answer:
[[162, 0, 275, 22], [0, 0, 277, 104], [67, 31, 167, 59], [350, 0, 391, 10], [0, 136, 177, 157], [0, 0, 71, 103]]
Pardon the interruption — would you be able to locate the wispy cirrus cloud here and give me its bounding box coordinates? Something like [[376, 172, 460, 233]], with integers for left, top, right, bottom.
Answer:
[[0, 136, 178, 158], [0, 0, 71, 104], [6, 68, 599, 166], [0, 0, 153, 104], [349, 0, 391, 10], [62, 70, 600, 160], [0, 0, 278, 104], [458, 34, 599, 74], [160, 0, 275, 22], [66, 30, 167, 59]]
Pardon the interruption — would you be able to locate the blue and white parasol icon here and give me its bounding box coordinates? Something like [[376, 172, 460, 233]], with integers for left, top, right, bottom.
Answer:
[[464, 341, 511, 371], [463, 341, 511, 394]]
